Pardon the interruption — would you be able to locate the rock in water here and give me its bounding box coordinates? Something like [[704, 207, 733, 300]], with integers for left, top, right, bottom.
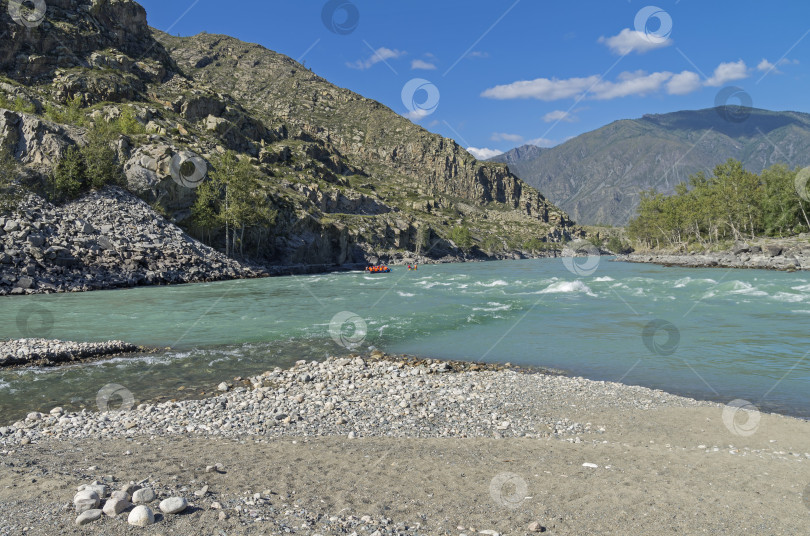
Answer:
[[103, 497, 132, 517], [128, 505, 155, 527], [159, 496, 188, 514], [132, 487, 156, 504], [75, 509, 102, 525], [73, 490, 100, 513]]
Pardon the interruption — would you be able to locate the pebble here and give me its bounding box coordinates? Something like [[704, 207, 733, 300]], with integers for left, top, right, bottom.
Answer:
[[84, 483, 108, 498], [127, 505, 155, 527], [75, 509, 102, 526], [73, 490, 100, 513], [132, 487, 156, 504], [582, 463, 598, 468], [121, 483, 140, 495], [114, 490, 132, 500], [102, 497, 132, 517], [194, 485, 209, 497], [159, 496, 188, 514], [527, 521, 545, 532]]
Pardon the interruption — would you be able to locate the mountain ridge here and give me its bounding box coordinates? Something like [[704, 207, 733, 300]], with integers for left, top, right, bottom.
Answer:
[[0, 0, 579, 292], [490, 107, 810, 225]]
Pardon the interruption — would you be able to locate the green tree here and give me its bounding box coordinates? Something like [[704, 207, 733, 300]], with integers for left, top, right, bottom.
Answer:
[[199, 151, 275, 258], [83, 122, 124, 190], [50, 146, 86, 201], [45, 95, 85, 126], [115, 106, 145, 135], [0, 146, 22, 214], [627, 160, 810, 249], [191, 177, 222, 245], [449, 225, 473, 248]]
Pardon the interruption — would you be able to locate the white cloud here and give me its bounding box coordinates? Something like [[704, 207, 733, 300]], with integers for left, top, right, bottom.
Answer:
[[482, 60, 754, 102], [403, 109, 431, 121], [526, 137, 556, 148], [598, 28, 673, 55], [490, 132, 524, 143], [483, 70, 676, 101], [467, 147, 503, 160], [705, 60, 749, 87], [482, 75, 600, 101], [346, 47, 406, 70], [666, 70, 701, 95], [757, 59, 777, 72], [542, 110, 577, 123], [411, 59, 437, 70], [593, 70, 673, 100]]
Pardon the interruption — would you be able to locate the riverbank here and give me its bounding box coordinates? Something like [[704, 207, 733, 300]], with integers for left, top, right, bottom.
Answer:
[[618, 236, 810, 271], [0, 186, 568, 297], [0, 338, 152, 368], [2, 352, 809, 534]]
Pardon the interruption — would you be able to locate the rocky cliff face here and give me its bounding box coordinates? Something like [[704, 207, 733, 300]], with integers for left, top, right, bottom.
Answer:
[[1, 0, 173, 87], [0, 0, 577, 280], [159, 32, 568, 227]]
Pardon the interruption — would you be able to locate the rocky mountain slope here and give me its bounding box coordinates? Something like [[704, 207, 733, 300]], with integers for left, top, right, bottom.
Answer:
[[490, 108, 810, 226], [0, 187, 264, 295], [0, 0, 577, 287]]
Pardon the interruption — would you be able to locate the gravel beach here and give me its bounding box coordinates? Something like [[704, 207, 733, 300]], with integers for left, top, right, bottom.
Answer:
[[1, 353, 809, 535]]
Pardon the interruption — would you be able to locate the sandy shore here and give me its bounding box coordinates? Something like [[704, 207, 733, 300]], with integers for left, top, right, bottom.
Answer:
[[1, 354, 809, 535]]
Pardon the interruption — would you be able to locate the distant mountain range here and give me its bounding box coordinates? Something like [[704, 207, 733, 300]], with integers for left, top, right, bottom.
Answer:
[[490, 108, 810, 225]]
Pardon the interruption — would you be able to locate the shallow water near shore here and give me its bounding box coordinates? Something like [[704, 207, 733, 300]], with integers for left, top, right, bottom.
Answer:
[[2, 257, 810, 422]]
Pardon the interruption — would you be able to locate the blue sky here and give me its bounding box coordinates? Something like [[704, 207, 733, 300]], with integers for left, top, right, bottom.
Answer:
[[138, 0, 810, 158]]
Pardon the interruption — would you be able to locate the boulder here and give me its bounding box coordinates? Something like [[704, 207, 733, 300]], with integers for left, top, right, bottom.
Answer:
[[764, 244, 783, 257], [102, 497, 132, 517], [159, 496, 188, 514], [73, 490, 100, 513], [731, 242, 750, 255], [127, 505, 155, 527], [75, 509, 103, 526]]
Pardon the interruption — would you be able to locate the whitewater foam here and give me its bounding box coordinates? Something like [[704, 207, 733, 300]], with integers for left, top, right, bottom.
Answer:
[[475, 280, 509, 287], [773, 292, 805, 303], [397, 291, 416, 297], [538, 280, 597, 296], [472, 302, 512, 312]]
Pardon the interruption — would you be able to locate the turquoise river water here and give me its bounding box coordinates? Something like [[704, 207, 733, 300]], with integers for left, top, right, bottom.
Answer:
[[2, 258, 810, 423]]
